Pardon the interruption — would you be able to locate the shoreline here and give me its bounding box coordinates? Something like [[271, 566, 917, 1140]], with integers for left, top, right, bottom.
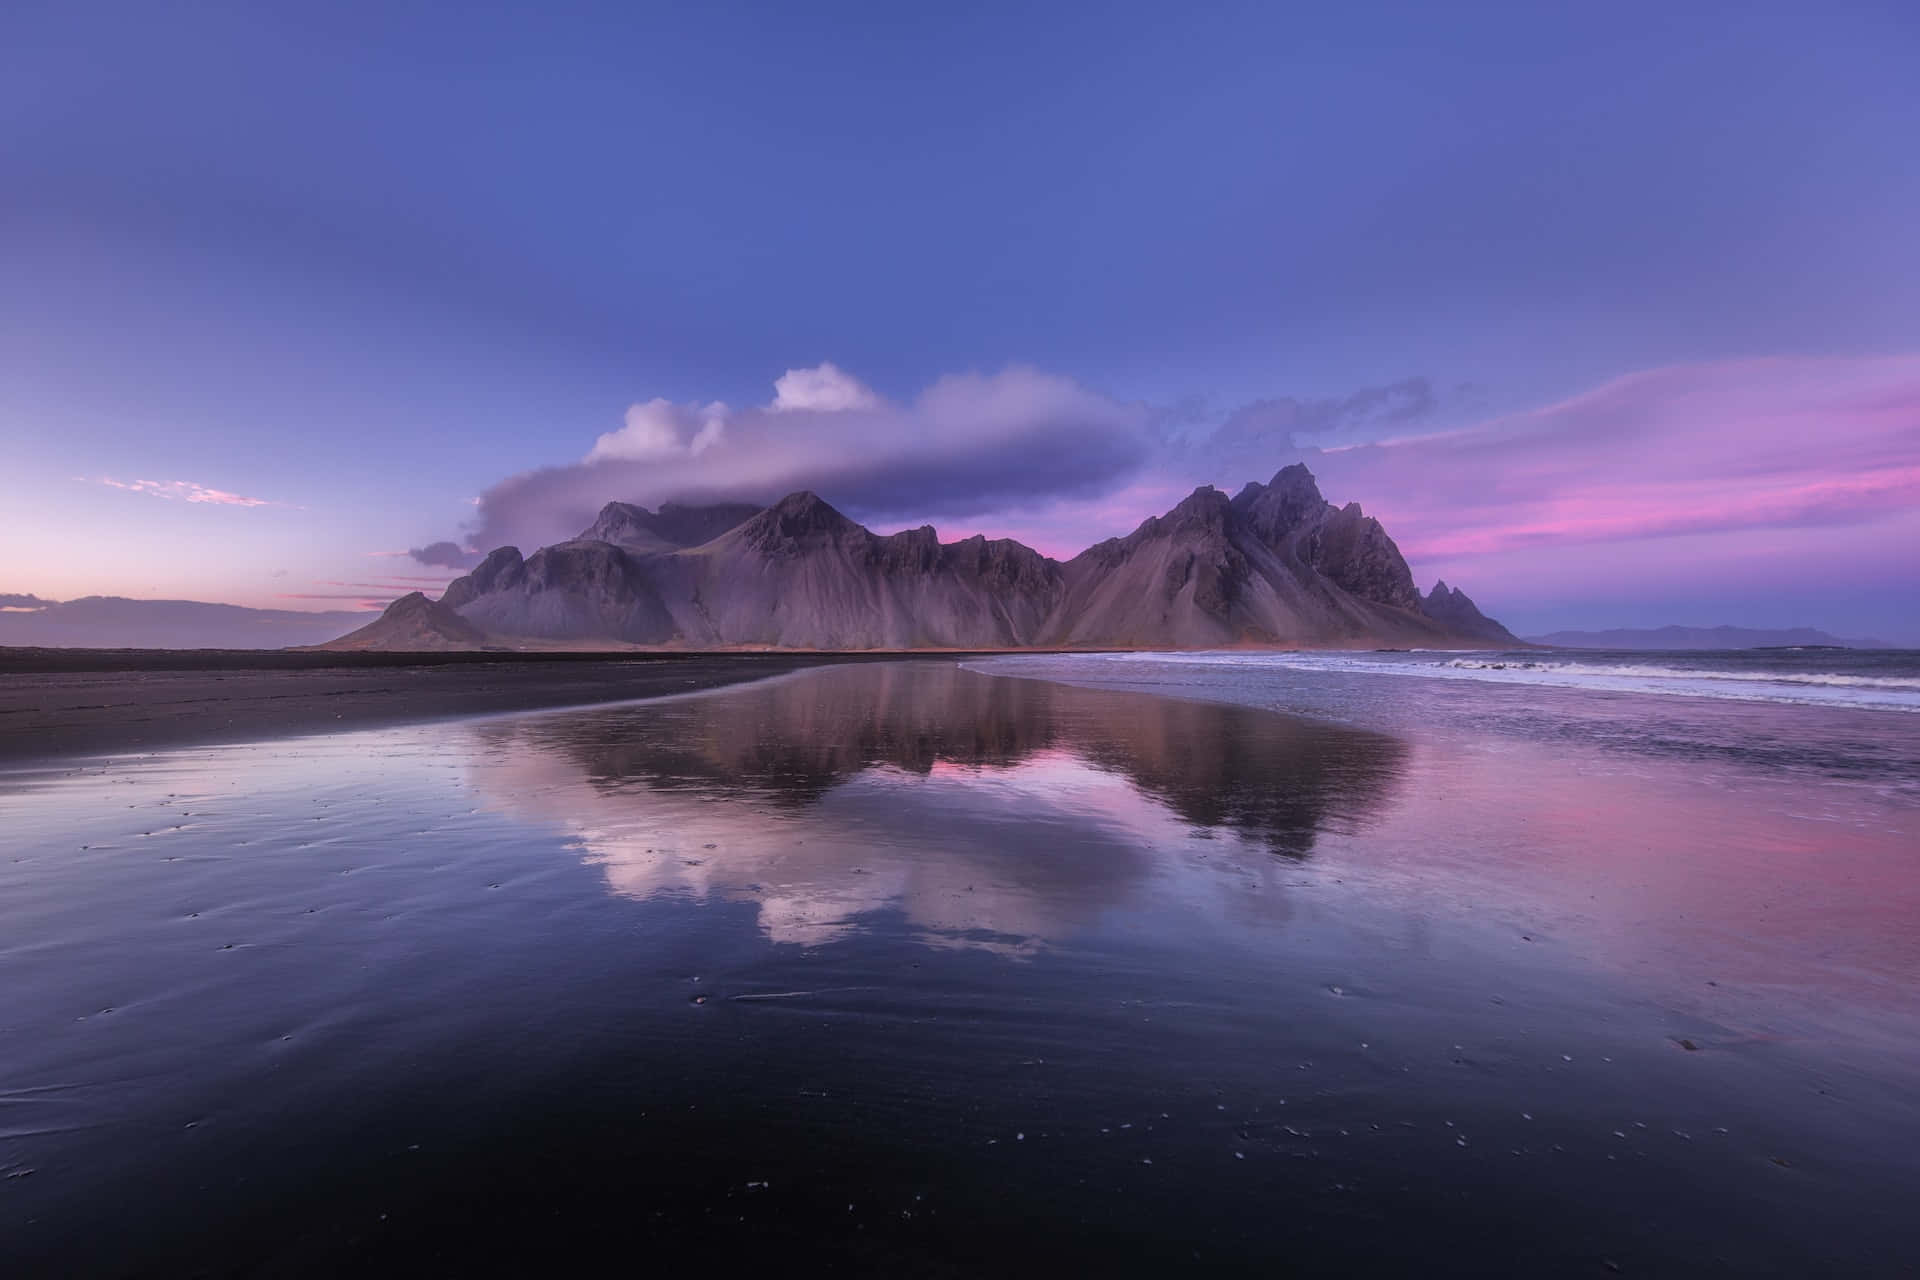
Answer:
[[0, 643, 1502, 765], [2, 651, 957, 763]]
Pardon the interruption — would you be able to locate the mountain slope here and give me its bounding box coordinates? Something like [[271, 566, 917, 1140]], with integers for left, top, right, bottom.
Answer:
[[1047, 465, 1470, 648], [320, 592, 491, 651], [661, 494, 1066, 648], [365, 465, 1514, 651]]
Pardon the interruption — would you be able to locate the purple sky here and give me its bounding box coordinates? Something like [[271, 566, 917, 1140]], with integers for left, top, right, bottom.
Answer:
[[4, 2, 1917, 641]]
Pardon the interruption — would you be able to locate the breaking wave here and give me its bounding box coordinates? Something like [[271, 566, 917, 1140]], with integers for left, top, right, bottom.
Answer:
[[1440, 658, 1920, 692], [1048, 649, 1920, 713]]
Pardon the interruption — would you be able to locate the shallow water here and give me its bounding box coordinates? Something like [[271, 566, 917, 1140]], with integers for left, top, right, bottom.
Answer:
[[1013, 647, 1920, 713], [3, 661, 1916, 1275]]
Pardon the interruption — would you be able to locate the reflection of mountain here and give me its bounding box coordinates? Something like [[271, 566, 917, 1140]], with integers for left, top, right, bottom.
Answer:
[[466, 664, 1406, 950]]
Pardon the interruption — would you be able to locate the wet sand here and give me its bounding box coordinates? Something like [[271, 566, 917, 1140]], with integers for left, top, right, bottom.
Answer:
[[3, 660, 1916, 1275], [0, 648, 979, 761]]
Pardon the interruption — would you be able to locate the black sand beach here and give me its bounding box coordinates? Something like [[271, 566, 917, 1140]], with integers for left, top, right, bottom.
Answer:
[[0, 648, 908, 760]]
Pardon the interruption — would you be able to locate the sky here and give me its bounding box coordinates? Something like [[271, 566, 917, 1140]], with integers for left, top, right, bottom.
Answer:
[[3, 0, 1917, 641]]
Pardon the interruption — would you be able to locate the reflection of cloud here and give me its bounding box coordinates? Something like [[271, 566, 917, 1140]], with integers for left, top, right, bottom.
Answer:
[[463, 664, 1405, 951]]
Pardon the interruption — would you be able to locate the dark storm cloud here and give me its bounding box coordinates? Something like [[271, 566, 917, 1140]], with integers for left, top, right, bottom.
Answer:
[[408, 541, 482, 570]]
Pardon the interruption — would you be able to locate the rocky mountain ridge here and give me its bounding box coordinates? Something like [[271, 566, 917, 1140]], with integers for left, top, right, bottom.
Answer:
[[327, 465, 1517, 651]]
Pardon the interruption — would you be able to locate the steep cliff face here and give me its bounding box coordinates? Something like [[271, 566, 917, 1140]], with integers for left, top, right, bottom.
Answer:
[[655, 493, 1066, 649], [1049, 487, 1254, 648], [446, 540, 676, 643], [1045, 466, 1456, 648], [377, 466, 1515, 651]]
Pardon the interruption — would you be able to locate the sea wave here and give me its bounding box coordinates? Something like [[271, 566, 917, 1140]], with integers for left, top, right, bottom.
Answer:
[[1035, 650, 1920, 712], [1440, 659, 1920, 691]]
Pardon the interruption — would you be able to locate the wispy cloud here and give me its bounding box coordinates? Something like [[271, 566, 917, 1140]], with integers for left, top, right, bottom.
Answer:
[[313, 577, 456, 590], [1255, 355, 1920, 612], [92, 477, 285, 507], [276, 593, 392, 606], [1287, 355, 1920, 555]]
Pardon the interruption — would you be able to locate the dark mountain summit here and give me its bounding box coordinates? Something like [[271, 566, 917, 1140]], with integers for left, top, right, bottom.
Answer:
[[1050, 466, 1457, 648], [330, 466, 1516, 651], [1420, 580, 1521, 645], [580, 500, 766, 553]]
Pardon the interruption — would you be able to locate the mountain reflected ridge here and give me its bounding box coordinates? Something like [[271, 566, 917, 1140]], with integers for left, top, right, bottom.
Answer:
[[463, 662, 1409, 950]]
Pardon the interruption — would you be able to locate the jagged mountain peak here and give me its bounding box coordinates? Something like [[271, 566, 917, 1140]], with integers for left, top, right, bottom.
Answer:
[[1419, 579, 1518, 644], [1269, 461, 1324, 499], [1171, 484, 1232, 520], [578, 498, 763, 550], [739, 491, 862, 549], [578, 501, 658, 547], [1232, 464, 1333, 544], [355, 466, 1518, 651]]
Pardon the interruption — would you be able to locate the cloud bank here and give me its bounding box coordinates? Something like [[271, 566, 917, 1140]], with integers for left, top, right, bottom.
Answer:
[[428, 364, 1157, 562]]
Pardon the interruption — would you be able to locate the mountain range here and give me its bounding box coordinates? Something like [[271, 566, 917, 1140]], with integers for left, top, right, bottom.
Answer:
[[0, 597, 376, 650], [328, 465, 1519, 651], [1527, 625, 1891, 650]]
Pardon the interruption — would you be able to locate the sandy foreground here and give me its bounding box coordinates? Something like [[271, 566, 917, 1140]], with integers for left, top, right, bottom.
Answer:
[[0, 648, 953, 761]]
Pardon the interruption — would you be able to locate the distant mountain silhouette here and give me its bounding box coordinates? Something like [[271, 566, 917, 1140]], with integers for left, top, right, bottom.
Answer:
[[1529, 625, 1887, 650], [333, 465, 1516, 651], [0, 597, 376, 650]]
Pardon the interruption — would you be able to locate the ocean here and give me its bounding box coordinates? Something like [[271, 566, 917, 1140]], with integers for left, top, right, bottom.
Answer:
[[972, 647, 1920, 804]]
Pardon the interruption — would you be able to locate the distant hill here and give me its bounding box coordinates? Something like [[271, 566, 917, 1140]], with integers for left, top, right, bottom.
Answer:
[[329, 465, 1518, 652], [322, 592, 490, 651], [1528, 625, 1889, 650], [0, 597, 377, 649]]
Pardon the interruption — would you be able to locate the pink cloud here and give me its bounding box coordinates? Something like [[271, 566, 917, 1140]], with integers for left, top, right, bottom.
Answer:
[[1297, 355, 1920, 593], [276, 593, 393, 606], [94, 477, 282, 507]]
